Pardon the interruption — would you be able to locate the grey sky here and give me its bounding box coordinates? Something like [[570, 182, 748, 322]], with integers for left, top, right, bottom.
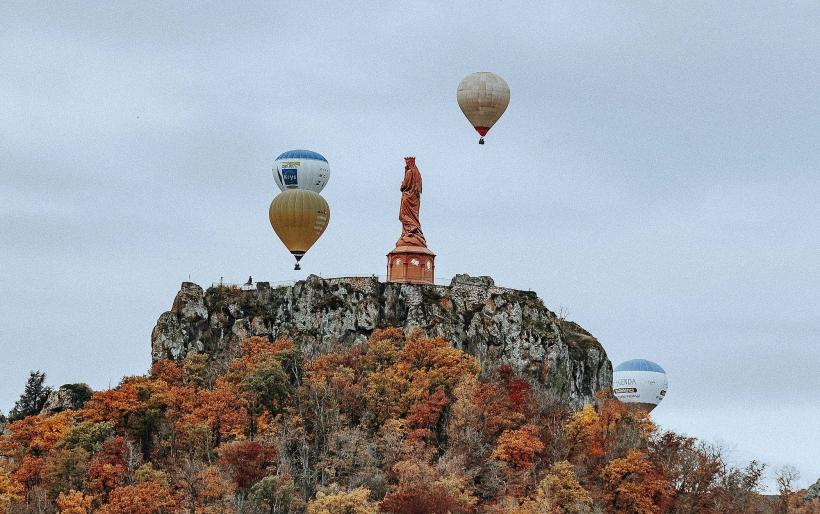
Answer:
[[2, 1, 818, 490]]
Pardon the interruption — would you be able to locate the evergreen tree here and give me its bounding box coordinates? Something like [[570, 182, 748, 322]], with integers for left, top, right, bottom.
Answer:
[[9, 370, 52, 421]]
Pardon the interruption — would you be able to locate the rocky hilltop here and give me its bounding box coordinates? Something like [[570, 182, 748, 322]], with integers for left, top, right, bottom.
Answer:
[[151, 274, 611, 407]]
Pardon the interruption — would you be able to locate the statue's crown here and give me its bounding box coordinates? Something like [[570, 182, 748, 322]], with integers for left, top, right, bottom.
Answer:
[[404, 156, 416, 165]]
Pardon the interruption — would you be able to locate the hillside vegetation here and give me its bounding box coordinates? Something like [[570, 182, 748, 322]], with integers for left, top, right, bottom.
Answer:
[[1, 329, 816, 513]]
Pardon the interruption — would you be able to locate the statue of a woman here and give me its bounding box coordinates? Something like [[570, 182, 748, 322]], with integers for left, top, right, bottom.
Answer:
[[397, 156, 427, 247]]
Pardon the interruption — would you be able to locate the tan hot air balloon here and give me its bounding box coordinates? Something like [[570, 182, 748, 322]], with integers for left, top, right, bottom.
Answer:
[[456, 72, 510, 144], [268, 189, 330, 270]]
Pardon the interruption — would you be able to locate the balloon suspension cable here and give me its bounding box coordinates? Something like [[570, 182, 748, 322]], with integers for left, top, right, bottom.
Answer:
[[479, 137, 485, 145]]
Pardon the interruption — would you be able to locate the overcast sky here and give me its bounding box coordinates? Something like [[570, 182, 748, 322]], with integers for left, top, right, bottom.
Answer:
[[2, 1, 818, 490]]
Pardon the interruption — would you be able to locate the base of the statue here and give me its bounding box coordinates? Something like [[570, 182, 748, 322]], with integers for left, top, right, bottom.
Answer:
[[386, 245, 436, 284]]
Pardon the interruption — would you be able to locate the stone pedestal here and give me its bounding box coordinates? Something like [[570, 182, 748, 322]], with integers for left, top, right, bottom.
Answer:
[[387, 245, 436, 284]]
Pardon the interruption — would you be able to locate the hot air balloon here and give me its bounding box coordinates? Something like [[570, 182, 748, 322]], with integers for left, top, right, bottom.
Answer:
[[612, 359, 668, 413], [456, 72, 510, 144], [273, 149, 330, 193], [268, 189, 330, 270]]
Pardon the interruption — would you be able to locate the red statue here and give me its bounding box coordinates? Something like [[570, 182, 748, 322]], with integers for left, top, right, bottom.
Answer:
[[397, 156, 427, 248], [387, 156, 435, 284]]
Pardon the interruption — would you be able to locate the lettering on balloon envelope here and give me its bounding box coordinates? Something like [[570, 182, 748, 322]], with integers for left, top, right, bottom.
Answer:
[[282, 168, 298, 187]]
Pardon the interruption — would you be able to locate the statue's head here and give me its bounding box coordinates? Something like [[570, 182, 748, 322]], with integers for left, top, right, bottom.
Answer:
[[404, 156, 416, 168]]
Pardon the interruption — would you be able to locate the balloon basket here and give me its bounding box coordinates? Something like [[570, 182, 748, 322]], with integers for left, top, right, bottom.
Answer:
[[478, 138, 485, 145], [294, 263, 301, 270]]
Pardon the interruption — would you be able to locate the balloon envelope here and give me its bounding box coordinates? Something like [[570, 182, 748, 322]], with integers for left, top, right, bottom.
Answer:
[[273, 149, 330, 193], [268, 189, 330, 268], [612, 359, 668, 412], [456, 72, 510, 143]]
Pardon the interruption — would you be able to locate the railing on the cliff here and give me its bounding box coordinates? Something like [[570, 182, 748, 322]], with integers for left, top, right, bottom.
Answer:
[[209, 274, 455, 290]]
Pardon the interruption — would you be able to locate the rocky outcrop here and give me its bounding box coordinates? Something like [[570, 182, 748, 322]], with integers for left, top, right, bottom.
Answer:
[[40, 384, 93, 415], [151, 274, 611, 407]]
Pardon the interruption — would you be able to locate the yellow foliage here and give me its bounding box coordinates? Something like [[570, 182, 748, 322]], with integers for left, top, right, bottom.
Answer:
[[307, 484, 379, 514], [564, 401, 655, 463], [134, 463, 169, 487], [517, 461, 592, 513], [564, 404, 601, 458], [56, 489, 94, 514], [0, 461, 24, 511], [432, 473, 478, 512]]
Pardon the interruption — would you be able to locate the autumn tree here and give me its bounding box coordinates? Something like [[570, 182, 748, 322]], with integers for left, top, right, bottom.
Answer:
[[0, 461, 24, 511], [492, 424, 545, 470], [602, 449, 672, 514], [98, 482, 177, 514], [565, 399, 653, 468], [516, 461, 592, 514], [647, 431, 723, 512], [709, 459, 765, 513], [81, 377, 168, 460], [243, 360, 291, 417], [0, 409, 75, 495], [218, 439, 277, 491], [363, 333, 479, 442], [775, 465, 800, 514], [318, 427, 382, 496], [381, 457, 477, 514], [60, 421, 115, 453], [56, 490, 94, 514], [247, 475, 305, 513], [648, 433, 765, 514], [176, 463, 235, 513], [219, 337, 299, 437], [307, 484, 379, 514], [84, 437, 132, 499], [42, 446, 90, 499]]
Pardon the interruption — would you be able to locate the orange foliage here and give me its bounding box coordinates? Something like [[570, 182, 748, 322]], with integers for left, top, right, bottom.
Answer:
[[0, 332, 772, 512], [0, 460, 25, 511], [56, 489, 94, 513], [190, 465, 235, 511], [0, 410, 75, 457], [149, 360, 186, 386], [81, 381, 143, 426], [602, 449, 672, 514], [492, 424, 545, 470], [98, 482, 176, 514], [565, 399, 654, 465], [362, 333, 479, 444], [0, 410, 75, 490], [516, 460, 593, 513]]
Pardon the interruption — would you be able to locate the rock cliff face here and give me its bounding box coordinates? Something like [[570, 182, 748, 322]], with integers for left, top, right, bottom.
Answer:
[[151, 274, 611, 407]]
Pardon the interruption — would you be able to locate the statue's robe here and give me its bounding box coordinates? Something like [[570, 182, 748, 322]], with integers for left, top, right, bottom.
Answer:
[[397, 164, 426, 247]]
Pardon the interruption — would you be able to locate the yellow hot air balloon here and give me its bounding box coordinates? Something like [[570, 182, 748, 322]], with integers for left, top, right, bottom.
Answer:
[[456, 72, 510, 144], [268, 189, 330, 270]]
